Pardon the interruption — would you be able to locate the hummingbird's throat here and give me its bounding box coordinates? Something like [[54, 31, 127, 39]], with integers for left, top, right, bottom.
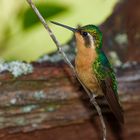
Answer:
[[75, 32, 97, 58]]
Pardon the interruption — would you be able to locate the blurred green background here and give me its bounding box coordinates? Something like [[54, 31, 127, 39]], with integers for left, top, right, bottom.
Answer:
[[0, 0, 118, 62]]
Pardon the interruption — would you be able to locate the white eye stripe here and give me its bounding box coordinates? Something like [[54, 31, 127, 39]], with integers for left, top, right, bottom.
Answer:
[[88, 34, 95, 45]]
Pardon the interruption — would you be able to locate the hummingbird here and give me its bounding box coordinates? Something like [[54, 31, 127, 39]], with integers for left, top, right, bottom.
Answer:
[[51, 21, 124, 124]]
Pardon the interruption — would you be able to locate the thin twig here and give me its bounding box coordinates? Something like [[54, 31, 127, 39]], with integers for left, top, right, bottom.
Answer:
[[26, 0, 106, 139]]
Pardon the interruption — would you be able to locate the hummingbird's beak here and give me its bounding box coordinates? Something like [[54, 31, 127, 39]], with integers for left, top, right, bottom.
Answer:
[[50, 21, 77, 32]]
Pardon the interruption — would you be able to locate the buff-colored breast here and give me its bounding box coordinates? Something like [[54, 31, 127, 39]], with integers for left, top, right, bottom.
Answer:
[[75, 32, 102, 95], [75, 54, 102, 95]]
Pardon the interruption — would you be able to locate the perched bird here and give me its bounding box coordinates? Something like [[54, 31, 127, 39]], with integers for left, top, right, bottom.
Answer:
[[51, 21, 124, 124]]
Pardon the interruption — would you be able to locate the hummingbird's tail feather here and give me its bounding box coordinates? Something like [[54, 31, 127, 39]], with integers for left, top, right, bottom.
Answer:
[[100, 78, 124, 124]]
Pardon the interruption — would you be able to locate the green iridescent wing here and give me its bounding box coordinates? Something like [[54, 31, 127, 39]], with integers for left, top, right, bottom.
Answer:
[[93, 51, 124, 123]]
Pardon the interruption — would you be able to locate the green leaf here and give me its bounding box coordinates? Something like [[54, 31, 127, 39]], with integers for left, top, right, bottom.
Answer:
[[22, 3, 69, 29]]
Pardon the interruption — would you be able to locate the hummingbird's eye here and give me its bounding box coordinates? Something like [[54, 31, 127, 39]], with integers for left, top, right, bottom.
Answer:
[[82, 32, 88, 37]]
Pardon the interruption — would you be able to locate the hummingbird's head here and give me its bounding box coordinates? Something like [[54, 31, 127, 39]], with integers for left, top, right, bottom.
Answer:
[[51, 21, 102, 49], [77, 25, 102, 49]]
